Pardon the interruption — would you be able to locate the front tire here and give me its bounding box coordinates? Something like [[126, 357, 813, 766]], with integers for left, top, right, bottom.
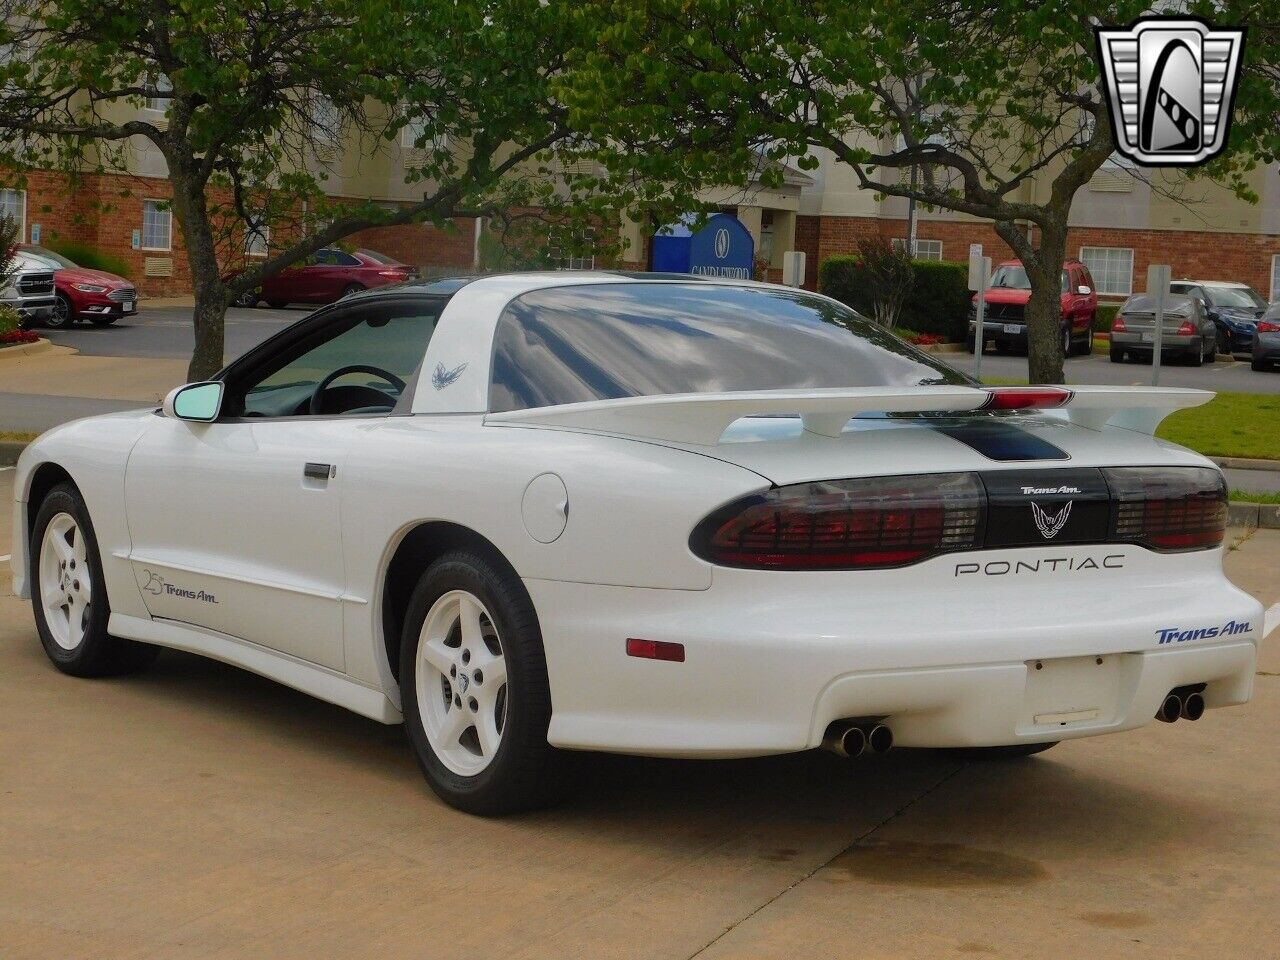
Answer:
[[399, 550, 568, 815], [30, 484, 158, 677], [45, 293, 74, 329]]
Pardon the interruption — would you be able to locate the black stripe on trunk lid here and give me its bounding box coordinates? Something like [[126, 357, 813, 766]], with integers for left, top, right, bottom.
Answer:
[[930, 419, 1069, 462]]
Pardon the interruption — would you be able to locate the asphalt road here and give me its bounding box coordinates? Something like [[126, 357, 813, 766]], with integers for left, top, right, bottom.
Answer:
[[40, 304, 304, 361], [37, 306, 1280, 394], [2, 465, 1279, 960]]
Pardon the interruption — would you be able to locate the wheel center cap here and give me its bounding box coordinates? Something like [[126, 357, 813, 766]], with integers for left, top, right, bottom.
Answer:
[[457, 672, 470, 693]]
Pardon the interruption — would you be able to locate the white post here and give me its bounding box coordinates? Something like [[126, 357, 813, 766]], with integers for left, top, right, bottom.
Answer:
[[1147, 264, 1172, 387], [968, 245, 992, 382], [781, 251, 807, 288]]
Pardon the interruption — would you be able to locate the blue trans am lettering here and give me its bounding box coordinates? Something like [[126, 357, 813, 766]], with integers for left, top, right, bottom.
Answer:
[[1156, 620, 1251, 644]]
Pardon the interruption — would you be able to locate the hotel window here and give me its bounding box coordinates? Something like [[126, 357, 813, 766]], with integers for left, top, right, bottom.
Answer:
[[1079, 246, 1133, 296], [1271, 254, 1280, 301], [245, 214, 269, 257], [313, 95, 340, 143], [551, 229, 596, 271], [142, 200, 172, 251], [893, 238, 942, 261], [0, 188, 25, 239], [145, 73, 171, 113]]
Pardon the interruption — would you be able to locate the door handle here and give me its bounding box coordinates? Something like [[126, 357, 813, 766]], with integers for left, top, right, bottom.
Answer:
[[304, 462, 335, 480]]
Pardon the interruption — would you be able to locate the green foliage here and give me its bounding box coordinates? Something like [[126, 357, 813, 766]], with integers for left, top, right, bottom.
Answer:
[[43, 240, 132, 280], [0, 214, 17, 286], [1095, 303, 1121, 332], [821, 255, 970, 339], [0, 303, 20, 336]]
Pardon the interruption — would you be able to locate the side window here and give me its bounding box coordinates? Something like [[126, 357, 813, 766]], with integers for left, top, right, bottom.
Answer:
[[228, 299, 443, 418]]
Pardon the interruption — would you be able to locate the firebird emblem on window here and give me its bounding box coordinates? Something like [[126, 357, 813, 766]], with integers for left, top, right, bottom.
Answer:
[[1031, 501, 1073, 540], [432, 361, 467, 390]]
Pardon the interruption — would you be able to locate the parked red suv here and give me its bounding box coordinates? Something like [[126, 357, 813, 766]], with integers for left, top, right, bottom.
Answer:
[[19, 245, 138, 328], [967, 258, 1098, 357], [236, 248, 414, 308]]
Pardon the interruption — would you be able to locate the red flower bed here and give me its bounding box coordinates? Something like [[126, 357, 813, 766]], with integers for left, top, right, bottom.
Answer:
[[907, 333, 943, 345], [0, 329, 41, 346]]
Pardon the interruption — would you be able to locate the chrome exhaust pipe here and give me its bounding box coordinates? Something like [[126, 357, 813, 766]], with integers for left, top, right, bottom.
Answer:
[[1181, 691, 1205, 721], [866, 723, 894, 755], [1156, 693, 1182, 723], [822, 722, 867, 759]]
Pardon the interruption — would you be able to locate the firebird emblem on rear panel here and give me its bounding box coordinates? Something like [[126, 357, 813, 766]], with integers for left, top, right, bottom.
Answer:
[[1031, 501, 1073, 540], [432, 361, 467, 390]]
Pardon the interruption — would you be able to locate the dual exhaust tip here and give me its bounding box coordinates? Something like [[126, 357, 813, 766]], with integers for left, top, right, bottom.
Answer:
[[822, 720, 893, 759], [1156, 690, 1205, 724]]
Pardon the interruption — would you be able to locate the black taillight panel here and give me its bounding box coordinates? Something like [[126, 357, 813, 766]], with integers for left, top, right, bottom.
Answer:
[[690, 466, 1227, 571]]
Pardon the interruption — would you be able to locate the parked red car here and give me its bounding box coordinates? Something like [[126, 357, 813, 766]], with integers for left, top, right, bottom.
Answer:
[[19, 245, 138, 328], [237, 248, 414, 308], [967, 258, 1098, 357]]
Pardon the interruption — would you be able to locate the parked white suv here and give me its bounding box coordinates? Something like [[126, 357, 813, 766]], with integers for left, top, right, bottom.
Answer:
[[1, 251, 58, 324]]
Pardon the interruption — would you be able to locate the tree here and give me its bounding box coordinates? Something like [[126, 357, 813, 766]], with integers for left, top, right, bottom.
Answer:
[[567, 0, 1177, 383], [855, 236, 914, 331], [0, 0, 663, 380]]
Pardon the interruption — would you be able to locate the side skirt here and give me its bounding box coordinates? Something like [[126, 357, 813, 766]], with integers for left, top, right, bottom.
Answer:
[[109, 613, 403, 724]]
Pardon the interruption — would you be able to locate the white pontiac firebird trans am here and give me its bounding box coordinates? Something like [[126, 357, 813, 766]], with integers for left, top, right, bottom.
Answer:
[[9, 273, 1263, 813]]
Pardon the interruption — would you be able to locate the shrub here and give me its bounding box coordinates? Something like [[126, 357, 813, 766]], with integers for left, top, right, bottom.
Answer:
[[1095, 302, 1121, 331], [820, 255, 970, 340], [0, 303, 38, 345], [43, 240, 133, 280]]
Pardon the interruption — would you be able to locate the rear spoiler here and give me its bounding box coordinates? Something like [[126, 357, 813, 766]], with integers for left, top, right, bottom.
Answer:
[[484, 385, 1212, 446]]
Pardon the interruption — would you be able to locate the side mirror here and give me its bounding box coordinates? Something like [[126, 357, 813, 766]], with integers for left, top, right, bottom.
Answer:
[[1077, 285, 1092, 296], [163, 381, 224, 422]]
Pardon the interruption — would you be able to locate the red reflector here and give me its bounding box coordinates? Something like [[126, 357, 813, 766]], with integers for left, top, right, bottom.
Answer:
[[1258, 320, 1280, 333], [626, 638, 685, 662], [983, 387, 1073, 410]]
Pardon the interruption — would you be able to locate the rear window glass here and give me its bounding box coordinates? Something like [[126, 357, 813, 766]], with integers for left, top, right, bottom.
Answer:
[[489, 283, 971, 413]]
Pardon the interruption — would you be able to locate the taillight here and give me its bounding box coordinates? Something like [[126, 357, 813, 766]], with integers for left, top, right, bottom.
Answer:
[[1112, 314, 1127, 332], [1104, 467, 1227, 552], [377, 270, 408, 278], [690, 474, 984, 570], [1176, 320, 1197, 335], [983, 386, 1072, 410], [1258, 320, 1280, 333]]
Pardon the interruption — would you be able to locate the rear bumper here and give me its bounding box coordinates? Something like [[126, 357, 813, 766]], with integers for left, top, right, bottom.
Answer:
[[530, 545, 1262, 758], [1112, 332, 1198, 354], [1253, 334, 1280, 363]]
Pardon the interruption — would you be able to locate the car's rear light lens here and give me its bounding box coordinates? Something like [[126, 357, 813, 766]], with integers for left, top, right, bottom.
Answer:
[[1104, 467, 1227, 552], [1112, 314, 1127, 332], [1176, 320, 1197, 335], [690, 473, 984, 570], [377, 270, 409, 278], [982, 387, 1072, 410], [1258, 320, 1280, 333]]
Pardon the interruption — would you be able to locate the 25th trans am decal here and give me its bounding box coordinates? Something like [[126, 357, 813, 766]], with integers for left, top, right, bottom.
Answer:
[[142, 570, 219, 604], [1156, 620, 1252, 644]]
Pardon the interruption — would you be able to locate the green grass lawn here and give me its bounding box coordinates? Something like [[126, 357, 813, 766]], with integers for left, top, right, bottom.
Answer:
[[0, 431, 37, 443], [1231, 490, 1280, 504], [979, 378, 1280, 462]]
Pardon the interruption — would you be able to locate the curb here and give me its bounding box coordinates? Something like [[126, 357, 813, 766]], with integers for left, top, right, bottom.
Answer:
[[1228, 502, 1280, 529], [1212, 456, 1280, 472], [0, 337, 60, 362]]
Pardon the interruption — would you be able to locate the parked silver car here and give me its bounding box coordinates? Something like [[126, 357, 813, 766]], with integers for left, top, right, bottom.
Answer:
[[1, 250, 57, 325], [1253, 301, 1280, 372], [1109, 292, 1216, 366]]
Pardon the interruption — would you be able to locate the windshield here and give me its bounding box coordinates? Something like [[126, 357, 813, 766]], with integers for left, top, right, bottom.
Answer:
[[490, 283, 972, 413], [988, 265, 1070, 292], [22, 246, 77, 269], [1203, 285, 1266, 310]]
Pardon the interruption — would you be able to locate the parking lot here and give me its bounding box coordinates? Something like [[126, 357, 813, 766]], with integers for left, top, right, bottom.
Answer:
[[2, 462, 1278, 960]]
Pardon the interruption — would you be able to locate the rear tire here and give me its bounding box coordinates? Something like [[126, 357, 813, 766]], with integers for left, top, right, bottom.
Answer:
[[339, 283, 364, 300], [30, 484, 159, 677], [945, 742, 1059, 761], [399, 549, 571, 815], [1254, 357, 1269, 372], [1062, 326, 1072, 359], [232, 289, 260, 308], [1109, 346, 1125, 363]]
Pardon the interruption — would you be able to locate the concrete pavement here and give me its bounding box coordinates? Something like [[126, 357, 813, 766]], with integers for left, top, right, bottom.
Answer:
[[1, 463, 1278, 959]]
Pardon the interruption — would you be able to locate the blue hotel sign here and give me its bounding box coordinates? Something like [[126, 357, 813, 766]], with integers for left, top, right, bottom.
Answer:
[[651, 213, 756, 279]]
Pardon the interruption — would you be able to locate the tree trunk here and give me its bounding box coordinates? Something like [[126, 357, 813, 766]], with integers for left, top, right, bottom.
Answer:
[[995, 219, 1070, 385], [165, 169, 229, 382]]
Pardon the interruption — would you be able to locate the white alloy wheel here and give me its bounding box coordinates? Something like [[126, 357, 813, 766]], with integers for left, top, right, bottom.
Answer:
[[415, 589, 509, 777], [39, 512, 92, 650]]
